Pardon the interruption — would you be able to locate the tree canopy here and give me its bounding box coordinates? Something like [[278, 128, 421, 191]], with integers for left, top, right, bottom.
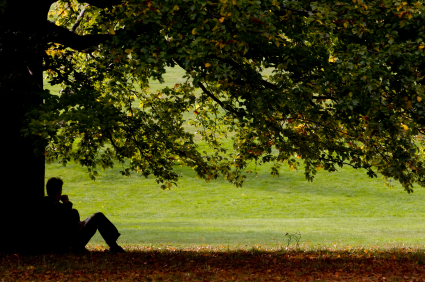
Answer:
[[3, 0, 425, 192]]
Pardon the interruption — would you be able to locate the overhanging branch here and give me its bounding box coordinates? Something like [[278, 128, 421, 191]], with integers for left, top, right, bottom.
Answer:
[[45, 21, 112, 51], [81, 0, 123, 9], [173, 59, 245, 118], [209, 57, 337, 103], [197, 82, 245, 118], [274, 6, 315, 16]]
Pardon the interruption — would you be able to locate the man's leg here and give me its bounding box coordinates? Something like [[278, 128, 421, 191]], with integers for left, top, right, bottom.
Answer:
[[75, 212, 124, 252], [70, 209, 81, 223]]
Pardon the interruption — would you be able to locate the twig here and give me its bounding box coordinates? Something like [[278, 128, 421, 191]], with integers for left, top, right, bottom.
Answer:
[[70, 4, 89, 33]]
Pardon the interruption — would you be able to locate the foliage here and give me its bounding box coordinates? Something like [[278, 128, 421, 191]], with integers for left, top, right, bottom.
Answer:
[[2, 244, 425, 281], [24, 0, 425, 191]]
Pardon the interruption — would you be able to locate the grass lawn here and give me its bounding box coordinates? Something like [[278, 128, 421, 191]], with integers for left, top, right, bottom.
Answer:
[[43, 68, 425, 249], [45, 159, 425, 248]]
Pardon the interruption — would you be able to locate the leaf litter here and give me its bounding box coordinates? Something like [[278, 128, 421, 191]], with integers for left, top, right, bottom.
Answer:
[[2, 244, 425, 281]]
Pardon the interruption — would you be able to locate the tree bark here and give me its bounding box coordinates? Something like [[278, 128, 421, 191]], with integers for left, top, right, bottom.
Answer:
[[0, 0, 53, 252], [0, 32, 46, 253], [0, 0, 121, 253]]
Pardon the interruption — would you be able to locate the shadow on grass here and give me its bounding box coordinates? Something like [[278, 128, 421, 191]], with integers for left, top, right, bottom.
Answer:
[[2, 246, 425, 281]]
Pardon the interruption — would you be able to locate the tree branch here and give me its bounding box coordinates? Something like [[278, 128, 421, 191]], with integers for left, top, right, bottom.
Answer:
[[273, 6, 315, 16], [197, 82, 245, 118], [45, 21, 112, 51], [80, 0, 123, 9], [311, 96, 333, 100], [70, 4, 89, 33], [173, 59, 245, 118]]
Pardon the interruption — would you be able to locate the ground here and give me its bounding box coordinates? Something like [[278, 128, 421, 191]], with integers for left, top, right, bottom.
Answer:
[[2, 244, 425, 281]]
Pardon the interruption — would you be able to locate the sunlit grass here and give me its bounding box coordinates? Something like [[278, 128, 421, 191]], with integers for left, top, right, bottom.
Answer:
[[45, 158, 425, 247]]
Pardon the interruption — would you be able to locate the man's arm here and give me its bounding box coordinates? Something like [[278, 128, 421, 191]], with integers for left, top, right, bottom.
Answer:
[[60, 195, 73, 209]]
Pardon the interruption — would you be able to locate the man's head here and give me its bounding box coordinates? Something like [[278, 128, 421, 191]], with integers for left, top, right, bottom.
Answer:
[[46, 177, 63, 200]]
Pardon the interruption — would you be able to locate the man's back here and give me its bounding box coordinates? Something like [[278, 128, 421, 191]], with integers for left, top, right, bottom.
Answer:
[[41, 196, 77, 253]]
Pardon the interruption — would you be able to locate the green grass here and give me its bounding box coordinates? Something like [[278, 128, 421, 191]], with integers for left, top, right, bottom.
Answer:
[[43, 68, 425, 249], [45, 159, 425, 248]]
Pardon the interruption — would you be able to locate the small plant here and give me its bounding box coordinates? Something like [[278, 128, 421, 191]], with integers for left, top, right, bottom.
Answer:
[[285, 231, 301, 248]]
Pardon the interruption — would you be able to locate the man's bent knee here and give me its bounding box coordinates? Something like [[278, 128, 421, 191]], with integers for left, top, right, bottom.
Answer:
[[93, 212, 105, 218]]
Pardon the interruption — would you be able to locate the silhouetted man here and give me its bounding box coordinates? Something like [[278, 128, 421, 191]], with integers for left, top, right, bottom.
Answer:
[[42, 177, 125, 254]]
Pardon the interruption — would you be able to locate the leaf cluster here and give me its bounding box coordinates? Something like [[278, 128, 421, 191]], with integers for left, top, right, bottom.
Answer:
[[17, 0, 425, 191]]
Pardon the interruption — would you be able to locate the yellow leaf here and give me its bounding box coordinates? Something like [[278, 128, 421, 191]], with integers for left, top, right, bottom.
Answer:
[[109, 26, 115, 35], [344, 21, 348, 28], [219, 17, 225, 23], [173, 5, 179, 10], [417, 96, 422, 102], [227, 12, 232, 16], [363, 75, 367, 80], [178, 33, 183, 40], [205, 63, 212, 67], [419, 45, 424, 49], [275, 40, 280, 47], [125, 49, 132, 54], [192, 28, 198, 35], [408, 13, 412, 20], [352, 0, 356, 2], [219, 43, 225, 48], [232, 0, 236, 4]]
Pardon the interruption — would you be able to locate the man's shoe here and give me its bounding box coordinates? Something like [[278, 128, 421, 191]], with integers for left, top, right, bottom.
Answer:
[[107, 245, 126, 253]]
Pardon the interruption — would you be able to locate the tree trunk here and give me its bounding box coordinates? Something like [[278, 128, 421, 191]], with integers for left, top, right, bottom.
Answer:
[[0, 0, 119, 253], [0, 33, 46, 253]]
